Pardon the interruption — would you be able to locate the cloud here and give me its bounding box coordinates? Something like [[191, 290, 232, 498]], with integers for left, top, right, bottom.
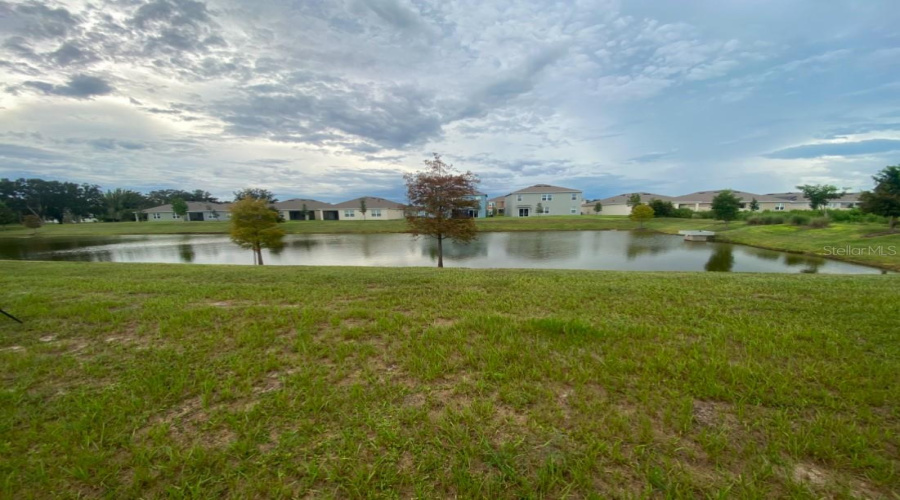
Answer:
[[765, 139, 900, 159], [22, 74, 113, 98], [0, 143, 65, 161]]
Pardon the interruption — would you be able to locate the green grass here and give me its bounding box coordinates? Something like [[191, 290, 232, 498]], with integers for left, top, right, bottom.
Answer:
[[2, 216, 898, 270], [1, 261, 898, 498]]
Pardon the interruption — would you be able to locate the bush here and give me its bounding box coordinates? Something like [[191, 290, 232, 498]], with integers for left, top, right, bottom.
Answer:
[[692, 211, 716, 219], [671, 208, 694, 219], [747, 215, 785, 225], [746, 216, 761, 225], [788, 215, 810, 226], [808, 217, 830, 228]]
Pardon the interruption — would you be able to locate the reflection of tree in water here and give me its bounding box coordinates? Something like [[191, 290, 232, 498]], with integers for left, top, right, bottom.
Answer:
[[178, 244, 195, 263], [744, 247, 781, 261], [625, 232, 675, 260], [784, 253, 823, 274], [422, 237, 488, 262], [504, 233, 577, 261], [704, 246, 734, 272]]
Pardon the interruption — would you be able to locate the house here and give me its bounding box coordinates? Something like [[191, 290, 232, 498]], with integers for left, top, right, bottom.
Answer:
[[463, 192, 488, 218], [766, 192, 861, 210], [504, 184, 583, 217], [488, 196, 505, 216], [582, 192, 674, 216], [142, 201, 232, 222], [272, 198, 335, 220], [670, 191, 786, 212], [329, 196, 406, 220]]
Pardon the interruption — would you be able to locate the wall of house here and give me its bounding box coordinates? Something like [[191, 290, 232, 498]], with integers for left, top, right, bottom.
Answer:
[[505, 192, 582, 217], [146, 211, 181, 221], [337, 208, 405, 220], [464, 195, 488, 218], [583, 203, 631, 216]]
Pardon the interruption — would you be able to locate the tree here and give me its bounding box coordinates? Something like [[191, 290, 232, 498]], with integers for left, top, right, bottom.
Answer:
[[0, 200, 16, 226], [104, 188, 147, 222], [23, 214, 42, 234], [146, 189, 218, 206], [301, 203, 309, 220], [171, 198, 188, 220], [229, 197, 285, 265], [711, 190, 742, 227], [359, 198, 367, 221], [630, 204, 654, 229], [796, 184, 847, 212], [404, 153, 480, 268], [0, 178, 103, 222], [593, 202, 602, 214], [859, 165, 900, 231], [749, 198, 760, 211], [233, 188, 277, 203], [626, 193, 642, 208], [647, 199, 674, 218], [536, 202, 544, 215]]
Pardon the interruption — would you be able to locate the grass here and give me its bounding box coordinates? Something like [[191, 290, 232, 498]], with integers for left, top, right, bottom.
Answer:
[[1, 261, 898, 498], [2, 216, 898, 270]]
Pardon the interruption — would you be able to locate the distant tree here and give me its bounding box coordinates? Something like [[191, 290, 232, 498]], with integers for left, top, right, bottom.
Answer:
[[0, 200, 16, 226], [626, 193, 642, 208], [0, 178, 102, 222], [229, 197, 285, 265], [233, 188, 277, 203], [593, 202, 602, 214], [146, 189, 218, 205], [859, 165, 900, 231], [23, 214, 42, 234], [359, 198, 368, 221], [104, 188, 147, 222], [536, 202, 544, 215], [749, 198, 760, 211], [171, 198, 188, 220], [405, 153, 480, 268], [630, 204, 654, 229], [647, 199, 674, 218], [796, 184, 847, 212], [301, 203, 309, 220], [711, 190, 742, 227]]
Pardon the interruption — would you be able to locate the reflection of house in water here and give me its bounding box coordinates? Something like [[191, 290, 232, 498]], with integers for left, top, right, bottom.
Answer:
[[420, 237, 489, 262], [504, 232, 578, 261], [624, 232, 678, 260]]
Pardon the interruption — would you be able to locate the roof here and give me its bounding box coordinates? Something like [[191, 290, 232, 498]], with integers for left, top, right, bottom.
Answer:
[[488, 196, 506, 203], [766, 191, 861, 203], [331, 196, 406, 209], [143, 201, 232, 213], [671, 190, 785, 203], [272, 198, 334, 210], [593, 192, 675, 205], [508, 184, 581, 195]]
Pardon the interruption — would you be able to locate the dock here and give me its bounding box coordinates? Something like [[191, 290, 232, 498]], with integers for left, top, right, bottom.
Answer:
[[678, 230, 716, 242]]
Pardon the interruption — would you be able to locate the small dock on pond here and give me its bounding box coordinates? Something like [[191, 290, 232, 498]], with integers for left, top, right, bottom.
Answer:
[[678, 230, 716, 242]]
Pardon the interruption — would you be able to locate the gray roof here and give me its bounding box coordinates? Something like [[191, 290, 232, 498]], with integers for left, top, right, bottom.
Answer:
[[766, 191, 860, 203], [593, 192, 675, 205], [331, 196, 405, 209], [508, 184, 581, 195], [671, 190, 785, 203], [272, 198, 334, 210], [143, 201, 232, 213]]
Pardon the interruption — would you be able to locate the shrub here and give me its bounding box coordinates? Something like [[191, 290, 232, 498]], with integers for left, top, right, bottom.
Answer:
[[692, 211, 716, 219], [746, 216, 761, 225], [808, 217, 830, 228], [671, 208, 694, 219], [789, 214, 810, 226]]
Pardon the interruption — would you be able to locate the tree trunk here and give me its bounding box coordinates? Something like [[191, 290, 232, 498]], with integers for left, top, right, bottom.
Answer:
[[257, 246, 264, 265], [437, 234, 443, 268], [891, 215, 897, 231]]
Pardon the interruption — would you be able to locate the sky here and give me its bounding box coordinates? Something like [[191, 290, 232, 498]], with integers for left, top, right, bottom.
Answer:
[[1, 0, 899, 203]]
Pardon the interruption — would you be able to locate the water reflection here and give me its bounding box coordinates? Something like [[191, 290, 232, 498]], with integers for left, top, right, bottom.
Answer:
[[0, 231, 889, 274]]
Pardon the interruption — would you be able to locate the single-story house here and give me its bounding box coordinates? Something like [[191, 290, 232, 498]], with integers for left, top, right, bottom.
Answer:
[[272, 198, 335, 220], [504, 184, 583, 217], [329, 196, 406, 220], [463, 192, 488, 218], [488, 196, 505, 216], [671, 191, 787, 212], [765, 192, 861, 210], [582, 192, 674, 216], [142, 202, 232, 222]]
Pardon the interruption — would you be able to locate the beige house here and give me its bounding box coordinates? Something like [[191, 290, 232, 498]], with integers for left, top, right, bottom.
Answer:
[[272, 198, 335, 220], [488, 195, 505, 216], [142, 201, 232, 222], [765, 192, 861, 211], [582, 192, 674, 215], [504, 184, 582, 217], [671, 191, 788, 212], [330, 196, 406, 220]]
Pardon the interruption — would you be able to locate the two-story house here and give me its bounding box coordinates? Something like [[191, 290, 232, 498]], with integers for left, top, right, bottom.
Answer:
[[504, 184, 583, 217]]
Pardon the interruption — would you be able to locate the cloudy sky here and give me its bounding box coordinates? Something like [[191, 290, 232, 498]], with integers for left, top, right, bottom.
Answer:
[[2, 0, 899, 202]]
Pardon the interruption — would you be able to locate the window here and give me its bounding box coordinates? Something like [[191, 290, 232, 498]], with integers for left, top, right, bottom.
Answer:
[[344, 210, 355, 217], [570, 207, 577, 214], [571, 193, 578, 201], [775, 203, 785, 211], [172, 213, 179, 219], [517, 194, 523, 202], [371, 209, 382, 217], [541, 194, 553, 201], [153, 213, 161, 219]]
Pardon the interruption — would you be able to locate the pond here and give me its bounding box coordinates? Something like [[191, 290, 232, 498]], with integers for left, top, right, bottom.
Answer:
[[0, 231, 888, 274]]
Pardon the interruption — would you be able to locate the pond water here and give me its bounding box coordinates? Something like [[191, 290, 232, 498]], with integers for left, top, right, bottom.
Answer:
[[0, 231, 888, 274]]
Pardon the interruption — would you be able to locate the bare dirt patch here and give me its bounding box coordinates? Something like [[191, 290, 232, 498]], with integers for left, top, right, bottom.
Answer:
[[432, 318, 456, 328], [1, 345, 24, 353], [692, 400, 736, 428]]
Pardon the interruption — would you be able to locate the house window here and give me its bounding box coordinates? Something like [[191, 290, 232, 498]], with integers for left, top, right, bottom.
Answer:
[[371, 209, 382, 217], [517, 194, 523, 202], [344, 210, 355, 217], [172, 213, 179, 219], [775, 203, 785, 211], [540, 206, 550, 214], [153, 213, 161, 219], [571, 193, 578, 201], [570, 207, 577, 214], [541, 194, 553, 201]]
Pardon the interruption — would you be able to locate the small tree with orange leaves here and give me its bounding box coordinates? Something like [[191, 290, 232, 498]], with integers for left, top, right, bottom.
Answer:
[[404, 154, 480, 268]]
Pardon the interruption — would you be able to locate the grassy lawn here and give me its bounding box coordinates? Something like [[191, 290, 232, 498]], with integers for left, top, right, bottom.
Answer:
[[2, 216, 898, 271], [1, 261, 898, 497]]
